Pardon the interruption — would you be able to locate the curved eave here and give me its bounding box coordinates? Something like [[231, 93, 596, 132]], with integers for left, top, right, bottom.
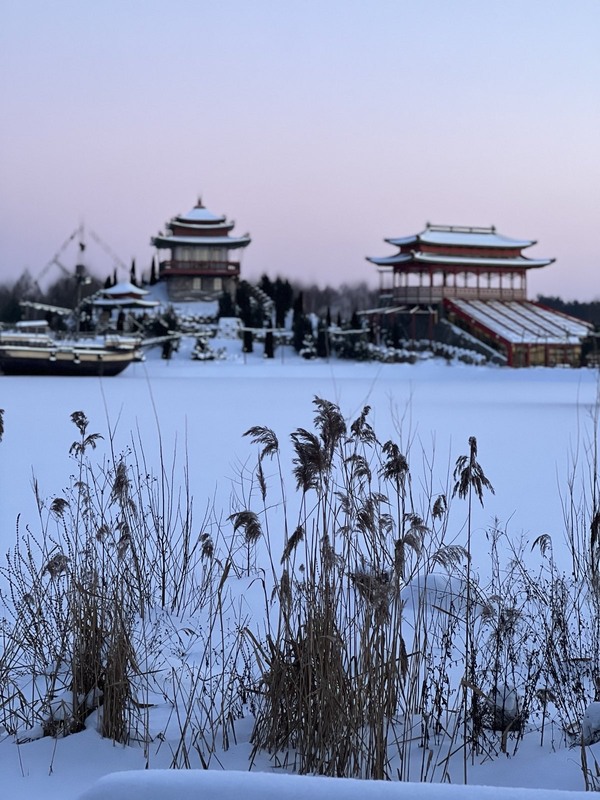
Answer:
[[169, 219, 234, 233], [176, 210, 227, 224], [366, 254, 412, 266], [419, 234, 535, 249], [102, 281, 149, 297], [413, 253, 554, 269], [91, 298, 160, 309], [385, 235, 418, 247], [152, 235, 251, 250], [387, 231, 536, 249]]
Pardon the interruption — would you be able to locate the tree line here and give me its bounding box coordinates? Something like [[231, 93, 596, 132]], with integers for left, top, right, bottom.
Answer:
[[536, 295, 600, 327]]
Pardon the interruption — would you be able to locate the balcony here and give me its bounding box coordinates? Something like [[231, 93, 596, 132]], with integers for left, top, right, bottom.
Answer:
[[383, 285, 527, 305], [160, 260, 241, 276]]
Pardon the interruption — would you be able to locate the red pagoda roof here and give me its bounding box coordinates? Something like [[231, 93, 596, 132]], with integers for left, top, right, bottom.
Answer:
[[368, 224, 554, 270], [152, 199, 251, 250], [387, 224, 536, 249]]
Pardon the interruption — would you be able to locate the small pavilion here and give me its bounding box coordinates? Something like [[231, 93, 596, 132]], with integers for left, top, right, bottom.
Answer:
[[152, 199, 250, 301], [91, 281, 159, 310], [88, 281, 159, 332]]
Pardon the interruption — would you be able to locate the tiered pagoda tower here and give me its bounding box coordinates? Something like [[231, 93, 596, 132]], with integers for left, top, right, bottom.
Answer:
[[152, 199, 250, 301], [367, 223, 554, 305]]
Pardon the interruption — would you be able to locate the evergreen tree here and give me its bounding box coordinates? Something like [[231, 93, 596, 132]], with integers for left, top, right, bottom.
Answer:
[[316, 320, 329, 358], [274, 278, 294, 328], [350, 309, 361, 330], [264, 326, 275, 358], [243, 329, 254, 353], [130, 259, 137, 287], [236, 281, 264, 327], [0, 270, 39, 322], [218, 290, 236, 318], [259, 273, 273, 298], [391, 319, 402, 349], [236, 283, 253, 326], [293, 313, 312, 353], [292, 290, 304, 319], [149, 257, 158, 285]]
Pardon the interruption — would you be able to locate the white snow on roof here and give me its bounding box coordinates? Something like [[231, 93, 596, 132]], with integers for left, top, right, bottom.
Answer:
[[177, 206, 226, 223], [153, 234, 251, 248], [422, 229, 533, 248], [102, 281, 149, 296], [413, 252, 552, 268], [367, 253, 412, 266], [366, 252, 551, 268], [92, 297, 159, 308], [385, 234, 419, 247], [451, 300, 592, 344], [171, 219, 232, 231], [387, 227, 535, 249]]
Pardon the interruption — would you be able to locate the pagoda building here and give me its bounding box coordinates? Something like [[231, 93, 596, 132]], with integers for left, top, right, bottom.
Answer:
[[367, 223, 554, 305], [366, 223, 592, 367], [152, 199, 250, 301]]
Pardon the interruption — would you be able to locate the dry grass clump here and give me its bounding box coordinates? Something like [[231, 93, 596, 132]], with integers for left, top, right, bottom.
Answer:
[[241, 396, 600, 784], [245, 398, 453, 779], [0, 410, 245, 767]]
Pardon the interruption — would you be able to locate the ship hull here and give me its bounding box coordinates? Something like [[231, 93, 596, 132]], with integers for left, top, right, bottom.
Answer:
[[0, 333, 143, 377]]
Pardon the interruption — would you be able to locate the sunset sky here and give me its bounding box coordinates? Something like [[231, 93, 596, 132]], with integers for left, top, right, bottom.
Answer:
[[1, 0, 599, 299]]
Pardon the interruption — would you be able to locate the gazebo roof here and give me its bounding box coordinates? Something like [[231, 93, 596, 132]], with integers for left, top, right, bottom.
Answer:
[[90, 281, 159, 309], [101, 281, 150, 297]]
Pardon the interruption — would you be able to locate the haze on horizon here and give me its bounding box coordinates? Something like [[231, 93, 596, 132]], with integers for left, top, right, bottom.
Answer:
[[1, 0, 599, 300]]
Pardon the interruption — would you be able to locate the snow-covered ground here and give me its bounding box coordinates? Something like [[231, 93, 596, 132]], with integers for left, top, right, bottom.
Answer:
[[1, 334, 599, 799], [79, 768, 585, 800]]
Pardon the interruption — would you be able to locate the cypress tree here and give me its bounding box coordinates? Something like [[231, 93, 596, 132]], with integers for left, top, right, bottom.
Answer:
[[150, 257, 158, 285], [264, 326, 275, 358], [218, 290, 235, 318], [316, 320, 329, 358], [259, 273, 273, 298], [243, 329, 254, 353]]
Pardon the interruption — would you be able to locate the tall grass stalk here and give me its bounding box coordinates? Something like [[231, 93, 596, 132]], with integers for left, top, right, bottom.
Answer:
[[3, 396, 600, 790]]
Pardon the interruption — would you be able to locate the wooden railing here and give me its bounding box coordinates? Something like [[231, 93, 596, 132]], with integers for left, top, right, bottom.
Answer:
[[160, 260, 240, 274], [383, 286, 527, 304]]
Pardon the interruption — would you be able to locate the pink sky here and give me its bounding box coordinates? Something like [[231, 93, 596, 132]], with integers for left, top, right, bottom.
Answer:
[[1, 0, 599, 299]]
